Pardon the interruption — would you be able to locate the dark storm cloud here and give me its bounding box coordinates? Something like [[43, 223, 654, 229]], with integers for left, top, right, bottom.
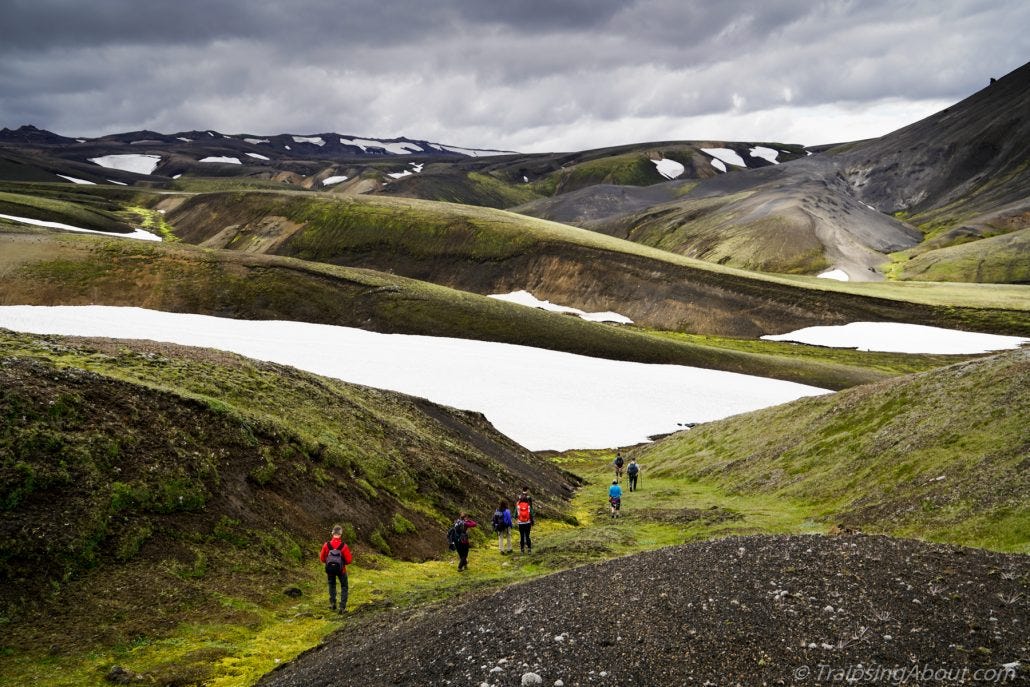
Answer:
[[1, 0, 1027, 150]]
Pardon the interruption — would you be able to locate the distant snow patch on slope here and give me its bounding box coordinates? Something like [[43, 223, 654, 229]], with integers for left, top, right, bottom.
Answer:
[[652, 158, 685, 179], [490, 290, 633, 325], [817, 269, 849, 281], [0, 306, 829, 451], [339, 137, 424, 154], [749, 146, 779, 164], [387, 170, 412, 179], [710, 158, 727, 173], [107, 180, 127, 186], [0, 213, 161, 242], [322, 175, 348, 186], [176, 137, 192, 143], [56, 174, 95, 185], [762, 322, 1028, 354], [199, 156, 242, 164], [245, 153, 270, 160], [245, 138, 269, 144], [293, 136, 325, 146], [411, 163, 424, 173], [701, 148, 746, 167], [88, 154, 161, 175]]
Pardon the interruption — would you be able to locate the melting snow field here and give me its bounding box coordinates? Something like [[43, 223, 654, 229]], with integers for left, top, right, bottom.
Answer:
[[321, 175, 349, 186], [749, 146, 779, 164], [199, 156, 242, 164], [0, 306, 829, 451], [88, 154, 161, 175], [56, 174, 95, 184], [701, 148, 747, 167], [0, 214, 161, 241], [489, 290, 633, 324], [762, 322, 1028, 354], [818, 269, 850, 281], [652, 158, 685, 179]]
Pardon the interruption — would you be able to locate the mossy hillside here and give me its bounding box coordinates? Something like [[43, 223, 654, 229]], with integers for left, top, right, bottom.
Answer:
[[633, 349, 1030, 552], [886, 229, 1030, 283], [0, 189, 135, 234], [0, 230, 966, 390], [377, 169, 543, 208], [0, 330, 576, 634]]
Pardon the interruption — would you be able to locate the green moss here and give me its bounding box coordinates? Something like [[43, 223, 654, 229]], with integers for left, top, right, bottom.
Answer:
[[391, 513, 417, 535]]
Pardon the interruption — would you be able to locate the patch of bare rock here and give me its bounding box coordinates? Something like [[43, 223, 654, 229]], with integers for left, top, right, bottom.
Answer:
[[260, 534, 1028, 686]]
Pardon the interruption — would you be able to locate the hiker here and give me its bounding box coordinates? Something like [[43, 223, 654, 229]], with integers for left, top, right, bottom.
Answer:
[[608, 479, 622, 518], [613, 451, 625, 481], [627, 458, 640, 491], [515, 487, 534, 553], [492, 500, 513, 554], [319, 525, 353, 613], [448, 512, 478, 571]]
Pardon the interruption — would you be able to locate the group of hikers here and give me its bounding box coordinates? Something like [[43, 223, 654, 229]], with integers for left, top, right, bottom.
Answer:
[[320, 454, 642, 611], [608, 450, 641, 518], [448, 486, 536, 571]]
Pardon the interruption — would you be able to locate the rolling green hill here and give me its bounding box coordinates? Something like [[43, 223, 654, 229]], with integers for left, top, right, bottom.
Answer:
[[635, 348, 1030, 551]]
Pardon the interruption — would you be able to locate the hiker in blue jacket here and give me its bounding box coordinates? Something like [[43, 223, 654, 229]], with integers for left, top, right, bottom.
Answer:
[[492, 500, 513, 554], [608, 480, 623, 518]]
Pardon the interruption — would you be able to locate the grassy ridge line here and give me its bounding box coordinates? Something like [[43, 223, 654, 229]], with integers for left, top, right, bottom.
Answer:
[[0, 230, 943, 389], [0, 189, 136, 234], [633, 348, 1030, 552], [168, 190, 1030, 316]]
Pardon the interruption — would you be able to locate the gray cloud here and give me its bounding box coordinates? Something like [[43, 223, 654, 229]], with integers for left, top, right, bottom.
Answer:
[[1, 0, 1027, 150]]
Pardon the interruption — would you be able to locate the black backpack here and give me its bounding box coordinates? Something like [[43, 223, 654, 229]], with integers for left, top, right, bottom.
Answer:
[[627, 462, 638, 476], [491, 509, 505, 532], [325, 541, 345, 574], [615, 455, 624, 467], [447, 520, 468, 549]]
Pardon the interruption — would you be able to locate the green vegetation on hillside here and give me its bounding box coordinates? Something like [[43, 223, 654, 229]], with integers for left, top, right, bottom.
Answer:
[[633, 349, 1030, 551]]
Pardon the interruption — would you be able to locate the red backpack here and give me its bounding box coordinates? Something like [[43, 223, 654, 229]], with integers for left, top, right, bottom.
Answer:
[[516, 500, 531, 524]]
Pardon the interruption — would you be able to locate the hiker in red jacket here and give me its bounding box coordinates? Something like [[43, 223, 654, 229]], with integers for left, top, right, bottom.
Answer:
[[319, 525, 353, 613], [449, 512, 478, 571], [515, 487, 534, 553]]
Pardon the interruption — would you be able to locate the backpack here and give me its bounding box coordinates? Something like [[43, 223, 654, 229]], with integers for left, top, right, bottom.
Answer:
[[448, 520, 468, 548], [615, 455, 624, 467], [491, 509, 505, 532], [627, 462, 638, 476], [516, 500, 531, 524], [325, 541, 345, 574]]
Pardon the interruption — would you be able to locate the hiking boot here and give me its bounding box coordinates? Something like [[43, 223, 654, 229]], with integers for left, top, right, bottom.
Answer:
[[329, 602, 336, 610], [338, 605, 345, 614]]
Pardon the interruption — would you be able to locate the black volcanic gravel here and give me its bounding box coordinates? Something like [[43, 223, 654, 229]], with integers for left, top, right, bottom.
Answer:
[[260, 535, 1028, 686]]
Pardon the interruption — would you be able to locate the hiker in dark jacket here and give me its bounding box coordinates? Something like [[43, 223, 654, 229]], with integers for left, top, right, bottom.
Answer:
[[319, 525, 353, 613], [493, 501, 514, 554], [451, 512, 478, 571], [627, 458, 641, 491], [515, 487, 534, 553]]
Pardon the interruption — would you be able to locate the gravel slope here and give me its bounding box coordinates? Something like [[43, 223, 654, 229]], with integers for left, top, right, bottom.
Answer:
[[260, 534, 1028, 686]]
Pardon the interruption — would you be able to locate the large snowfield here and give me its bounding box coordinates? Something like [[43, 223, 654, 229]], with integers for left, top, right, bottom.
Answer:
[[0, 306, 829, 452]]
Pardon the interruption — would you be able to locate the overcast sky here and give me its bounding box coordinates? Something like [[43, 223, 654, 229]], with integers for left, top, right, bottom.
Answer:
[[1, 0, 1027, 153]]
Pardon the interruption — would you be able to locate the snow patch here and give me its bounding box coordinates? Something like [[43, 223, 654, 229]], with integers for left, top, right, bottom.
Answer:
[[817, 269, 849, 281], [388, 170, 412, 179], [293, 135, 326, 146], [176, 137, 192, 143], [0, 213, 161, 242], [411, 162, 424, 173], [106, 179, 128, 186], [490, 290, 633, 324], [56, 174, 95, 185], [701, 148, 747, 167], [245, 153, 270, 160], [88, 154, 161, 175], [652, 158, 685, 180], [339, 137, 424, 154], [321, 175, 349, 186], [0, 306, 830, 451], [711, 158, 727, 173], [749, 146, 779, 164], [199, 156, 242, 164], [762, 322, 1028, 355], [245, 138, 270, 145]]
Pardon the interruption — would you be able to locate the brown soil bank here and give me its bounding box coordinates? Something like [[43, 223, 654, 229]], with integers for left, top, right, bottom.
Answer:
[[260, 534, 1028, 687]]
